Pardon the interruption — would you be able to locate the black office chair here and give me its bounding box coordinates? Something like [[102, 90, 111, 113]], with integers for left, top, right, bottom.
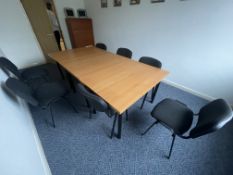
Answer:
[[5, 77, 71, 128], [139, 56, 162, 109], [75, 83, 128, 138], [141, 98, 233, 159], [0, 56, 49, 90], [96, 43, 107, 50], [116, 48, 132, 59]]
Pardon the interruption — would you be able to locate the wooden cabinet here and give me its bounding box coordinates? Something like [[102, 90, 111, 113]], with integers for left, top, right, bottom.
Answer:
[[66, 18, 95, 48]]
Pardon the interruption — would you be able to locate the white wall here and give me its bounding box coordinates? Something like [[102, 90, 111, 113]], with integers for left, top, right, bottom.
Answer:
[[53, 0, 85, 49], [0, 0, 46, 69], [84, 0, 233, 104], [0, 49, 51, 175], [0, 1, 51, 173]]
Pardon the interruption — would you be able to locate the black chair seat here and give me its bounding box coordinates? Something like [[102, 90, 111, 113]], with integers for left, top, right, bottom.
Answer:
[[151, 99, 193, 135], [21, 68, 48, 80], [34, 81, 69, 107], [26, 77, 50, 91]]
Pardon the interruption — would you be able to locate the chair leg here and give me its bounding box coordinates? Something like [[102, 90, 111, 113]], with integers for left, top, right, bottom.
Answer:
[[140, 92, 148, 109], [167, 134, 176, 159], [49, 104, 56, 128], [141, 120, 158, 136], [62, 97, 79, 113], [89, 109, 92, 119], [110, 114, 117, 139], [125, 110, 129, 121]]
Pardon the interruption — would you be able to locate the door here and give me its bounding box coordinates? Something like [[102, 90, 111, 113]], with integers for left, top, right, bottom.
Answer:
[[20, 0, 59, 61]]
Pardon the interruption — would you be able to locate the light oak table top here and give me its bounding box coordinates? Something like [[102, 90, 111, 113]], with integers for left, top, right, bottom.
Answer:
[[49, 47, 169, 114]]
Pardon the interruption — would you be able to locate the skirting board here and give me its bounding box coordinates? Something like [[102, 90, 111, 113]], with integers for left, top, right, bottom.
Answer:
[[162, 79, 215, 102], [21, 101, 52, 175], [163, 79, 233, 108]]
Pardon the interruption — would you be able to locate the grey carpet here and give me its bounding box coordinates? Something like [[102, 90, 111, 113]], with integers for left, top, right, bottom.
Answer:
[[30, 64, 233, 175]]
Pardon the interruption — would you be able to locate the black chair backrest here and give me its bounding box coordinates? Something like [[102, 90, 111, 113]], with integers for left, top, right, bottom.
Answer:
[[190, 99, 232, 138], [151, 98, 194, 135], [0, 57, 21, 78], [116, 48, 132, 59], [139, 56, 162, 69], [75, 83, 108, 112], [96, 43, 107, 50], [5, 77, 38, 106]]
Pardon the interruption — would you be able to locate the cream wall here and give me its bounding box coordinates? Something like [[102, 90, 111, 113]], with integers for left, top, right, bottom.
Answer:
[[84, 0, 233, 104], [0, 1, 51, 174], [0, 0, 46, 69], [0, 49, 51, 175]]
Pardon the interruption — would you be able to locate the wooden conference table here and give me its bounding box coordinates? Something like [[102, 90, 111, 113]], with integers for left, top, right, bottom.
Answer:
[[49, 46, 169, 139]]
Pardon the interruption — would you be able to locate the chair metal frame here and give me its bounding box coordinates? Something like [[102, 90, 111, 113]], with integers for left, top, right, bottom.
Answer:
[[76, 83, 129, 139], [139, 56, 162, 109], [141, 99, 233, 159], [5, 77, 76, 128]]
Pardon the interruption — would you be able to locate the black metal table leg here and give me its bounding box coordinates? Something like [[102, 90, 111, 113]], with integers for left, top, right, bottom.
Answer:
[[117, 114, 122, 139], [150, 83, 160, 103], [110, 114, 117, 139], [125, 110, 129, 121], [140, 92, 148, 109], [56, 62, 65, 79]]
